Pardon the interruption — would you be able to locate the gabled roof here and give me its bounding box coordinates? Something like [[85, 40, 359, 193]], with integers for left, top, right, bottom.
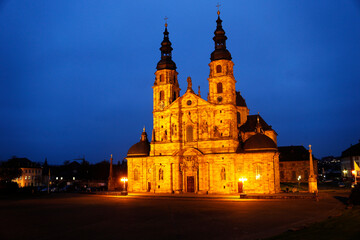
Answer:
[[240, 115, 273, 133], [342, 142, 360, 157], [278, 146, 310, 161], [4, 157, 40, 168]]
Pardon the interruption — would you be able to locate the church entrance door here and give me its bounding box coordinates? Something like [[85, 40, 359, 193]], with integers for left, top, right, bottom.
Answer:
[[238, 181, 243, 193], [187, 176, 195, 192], [147, 182, 151, 192]]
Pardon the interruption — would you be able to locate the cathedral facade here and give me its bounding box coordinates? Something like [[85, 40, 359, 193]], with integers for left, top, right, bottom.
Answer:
[[126, 13, 281, 194]]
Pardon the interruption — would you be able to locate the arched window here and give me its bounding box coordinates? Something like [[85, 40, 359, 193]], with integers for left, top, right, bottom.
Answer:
[[217, 82, 223, 93], [159, 74, 164, 82], [160, 91, 164, 101], [255, 164, 262, 180], [186, 125, 193, 142], [216, 65, 222, 73], [159, 168, 164, 181], [173, 91, 177, 102], [221, 167, 226, 181], [134, 168, 139, 181], [237, 112, 241, 125]]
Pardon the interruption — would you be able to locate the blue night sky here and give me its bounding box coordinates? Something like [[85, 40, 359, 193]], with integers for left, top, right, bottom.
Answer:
[[1, 0, 360, 164]]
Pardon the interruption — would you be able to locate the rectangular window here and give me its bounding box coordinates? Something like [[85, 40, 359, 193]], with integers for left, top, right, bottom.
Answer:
[[280, 171, 284, 179], [291, 171, 296, 181], [25, 176, 27, 180]]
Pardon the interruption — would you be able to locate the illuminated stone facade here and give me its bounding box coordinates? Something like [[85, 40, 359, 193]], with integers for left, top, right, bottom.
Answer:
[[127, 13, 281, 194], [14, 167, 43, 188]]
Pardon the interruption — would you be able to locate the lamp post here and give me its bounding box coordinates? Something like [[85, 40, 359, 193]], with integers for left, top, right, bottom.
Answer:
[[343, 169, 348, 177], [297, 175, 301, 191], [120, 177, 128, 195], [238, 177, 247, 197], [352, 170, 357, 185]]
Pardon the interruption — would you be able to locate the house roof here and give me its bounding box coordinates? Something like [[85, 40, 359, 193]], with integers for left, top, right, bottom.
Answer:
[[3, 157, 41, 168], [342, 142, 360, 157], [278, 146, 311, 162]]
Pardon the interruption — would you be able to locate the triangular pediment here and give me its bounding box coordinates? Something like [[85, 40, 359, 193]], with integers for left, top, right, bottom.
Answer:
[[166, 90, 211, 110]]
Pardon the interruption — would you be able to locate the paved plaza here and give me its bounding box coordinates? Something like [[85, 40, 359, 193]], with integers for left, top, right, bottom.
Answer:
[[0, 191, 348, 240]]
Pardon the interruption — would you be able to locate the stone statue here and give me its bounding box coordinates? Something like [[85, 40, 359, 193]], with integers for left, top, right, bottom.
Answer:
[[187, 76, 193, 92]]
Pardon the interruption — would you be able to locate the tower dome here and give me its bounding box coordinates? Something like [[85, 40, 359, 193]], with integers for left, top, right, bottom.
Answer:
[[157, 24, 177, 70], [127, 128, 150, 157], [243, 134, 277, 151], [210, 12, 232, 61]]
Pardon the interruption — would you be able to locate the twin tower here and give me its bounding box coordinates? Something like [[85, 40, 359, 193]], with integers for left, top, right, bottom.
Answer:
[[153, 12, 236, 112]]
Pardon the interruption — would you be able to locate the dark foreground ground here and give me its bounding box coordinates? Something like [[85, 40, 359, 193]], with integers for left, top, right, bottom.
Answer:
[[0, 191, 351, 240]]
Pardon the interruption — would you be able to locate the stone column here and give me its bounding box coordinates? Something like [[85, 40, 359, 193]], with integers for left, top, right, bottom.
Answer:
[[108, 154, 114, 191], [308, 145, 318, 193]]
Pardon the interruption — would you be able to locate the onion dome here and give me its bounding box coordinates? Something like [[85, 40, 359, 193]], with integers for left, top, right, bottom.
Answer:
[[210, 12, 232, 61], [156, 23, 177, 70], [127, 128, 150, 157]]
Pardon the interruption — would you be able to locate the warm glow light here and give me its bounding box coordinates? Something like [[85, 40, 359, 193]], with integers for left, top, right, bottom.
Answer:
[[352, 170, 356, 175], [255, 174, 261, 180], [297, 175, 301, 181], [238, 177, 247, 182], [343, 169, 348, 176], [121, 177, 128, 191]]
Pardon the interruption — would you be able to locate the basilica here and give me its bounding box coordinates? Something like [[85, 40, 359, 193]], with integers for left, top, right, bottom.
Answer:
[[126, 12, 281, 194]]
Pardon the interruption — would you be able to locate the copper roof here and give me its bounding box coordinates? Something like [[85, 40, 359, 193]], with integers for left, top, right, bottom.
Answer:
[[342, 142, 360, 157], [243, 133, 277, 151], [127, 130, 150, 157]]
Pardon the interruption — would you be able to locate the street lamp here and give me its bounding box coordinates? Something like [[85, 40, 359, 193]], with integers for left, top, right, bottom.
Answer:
[[343, 169, 348, 177], [352, 170, 357, 185], [238, 177, 248, 182], [120, 178, 128, 191], [238, 177, 247, 196], [297, 175, 301, 191]]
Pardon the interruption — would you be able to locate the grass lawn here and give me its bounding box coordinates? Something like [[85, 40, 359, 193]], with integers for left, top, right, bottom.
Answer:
[[268, 206, 360, 240]]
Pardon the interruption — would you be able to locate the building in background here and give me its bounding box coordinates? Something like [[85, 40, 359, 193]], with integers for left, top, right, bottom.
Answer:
[[126, 12, 280, 194], [278, 146, 318, 183], [10, 157, 43, 187], [341, 141, 360, 178]]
